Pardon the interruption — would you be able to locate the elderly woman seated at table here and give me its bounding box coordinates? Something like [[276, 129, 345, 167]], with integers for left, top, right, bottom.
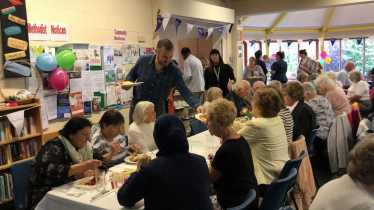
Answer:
[[302, 82, 335, 163], [90, 110, 140, 167], [203, 87, 223, 111], [206, 98, 259, 209], [297, 72, 310, 84], [347, 70, 372, 117], [238, 87, 289, 197], [117, 114, 212, 209], [327, 71, 343, 88], [282, 81, 316, 141], [27, 117, 107, 209], [128, 101, 158, 154], [315, 75, 351, 117]]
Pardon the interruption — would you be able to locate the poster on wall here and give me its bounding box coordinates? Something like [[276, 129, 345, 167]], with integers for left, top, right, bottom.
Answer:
[[114, 28, 127, 43], [0, 0, 32, 78], [89, 44, 101, 66], [69, 92, 84, 116], [122, 45, 139, 64], [73, 44, 89, 72], [139, 47, 155, 56], [103, 45, 114, 67], [57, 93, 71, 118], [84, 101, 92, 116]]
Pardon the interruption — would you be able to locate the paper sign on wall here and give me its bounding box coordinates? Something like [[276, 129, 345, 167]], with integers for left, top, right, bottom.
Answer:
[[114, 28, 127, 43], [27, 22, 49, 40], [49, 24, 69, 41], [7, 110, 24, 137]]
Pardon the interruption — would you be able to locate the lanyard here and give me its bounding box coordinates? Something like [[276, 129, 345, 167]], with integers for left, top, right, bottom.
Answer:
[[214, 67, 220, 86]]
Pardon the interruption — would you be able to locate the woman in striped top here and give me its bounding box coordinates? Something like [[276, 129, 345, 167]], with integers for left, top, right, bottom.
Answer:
[[90, 110, 140, 167], [268, 86, 294, 145]]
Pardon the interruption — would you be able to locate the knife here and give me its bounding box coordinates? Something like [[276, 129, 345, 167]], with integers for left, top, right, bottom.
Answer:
[[90, 190, 114, 203], [90, 190, 110, 201]]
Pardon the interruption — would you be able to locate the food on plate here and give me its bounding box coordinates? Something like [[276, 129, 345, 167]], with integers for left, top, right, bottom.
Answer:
[[79, 177, 96, 186], [235, 117, 248, 122], [251, 76, 257, 78], [199, 114, 207, 121], [109, 169, 136, 180], [241, 108, 253, 120], [122, 81, 134, 86], [129, 152, 138, 162]]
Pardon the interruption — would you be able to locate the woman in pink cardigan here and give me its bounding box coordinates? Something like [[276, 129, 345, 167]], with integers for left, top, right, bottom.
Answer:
[[315, 75, 351, 117]]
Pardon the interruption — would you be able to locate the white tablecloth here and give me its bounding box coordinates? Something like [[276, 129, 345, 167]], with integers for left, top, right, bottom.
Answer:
[[36, 131, 220, 210]]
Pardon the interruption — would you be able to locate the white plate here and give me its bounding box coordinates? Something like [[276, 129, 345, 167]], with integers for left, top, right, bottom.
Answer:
[[195, 113, 207, 121], [124, 154, 155, 164], [74, 176, 104, 190], [121, 82, 144, 88]]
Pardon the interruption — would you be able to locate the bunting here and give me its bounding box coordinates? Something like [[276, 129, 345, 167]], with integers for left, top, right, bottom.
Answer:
[[226, 23, 233, 34], [207, 28, 213, 40], [297, 39, 303, 46], [251, 40, 256, 47], [330, 38, 336, 46], [155, 17, 163, 32], [218, 27, 223, 38], [198, 27, 204, 38], [267, 39, 271, 47], [162, 12, 171, 30], [175, 18, 182, 34], [357, 38, 363, 45], [287, 40, 293, 47], [277, 40, 282, 48], [343, 38, 349, 46], [186, 24, 193, 36], [260, 40, 265, 46], [308, 39, 313, 45], [318, 38, 323, 46], [369, 36, 374, 44]]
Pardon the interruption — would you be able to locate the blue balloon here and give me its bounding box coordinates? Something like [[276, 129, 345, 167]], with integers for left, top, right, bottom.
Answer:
[[318, 58, 325, 65], [36, 53, 58, 71]]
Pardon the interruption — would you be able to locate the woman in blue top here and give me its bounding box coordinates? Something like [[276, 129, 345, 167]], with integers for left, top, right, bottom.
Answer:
[[270, 51, 288, 84]]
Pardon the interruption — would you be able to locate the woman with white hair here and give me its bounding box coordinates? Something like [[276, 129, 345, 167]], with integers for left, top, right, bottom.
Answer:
[[302, 82, 335, 164], [297, 72, 309, 84], [128, 101, 158, 154], [203, 87, 223, 111], [315, 75, 351, 117], [347, 70, 372, 116], [327, 71, 343, 88]]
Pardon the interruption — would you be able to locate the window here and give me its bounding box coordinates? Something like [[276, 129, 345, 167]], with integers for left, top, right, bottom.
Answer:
[[342, 39, 364, 72], [365, 38, 374, 74], [246, 42, 260, 64], [281, 42, 299, 73], [323, 40, 341, 73], [300, 41, 317, 60], [268, 43, 280, 57]]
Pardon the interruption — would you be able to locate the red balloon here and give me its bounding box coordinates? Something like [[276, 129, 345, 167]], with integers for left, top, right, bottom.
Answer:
[[49, 67, 69, 91]]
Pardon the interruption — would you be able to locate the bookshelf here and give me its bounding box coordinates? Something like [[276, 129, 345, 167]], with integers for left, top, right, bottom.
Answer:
[[0, 99, 43, 206]]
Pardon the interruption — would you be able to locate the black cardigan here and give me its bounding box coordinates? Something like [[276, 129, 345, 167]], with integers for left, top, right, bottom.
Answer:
[[204, 64, 236, 97], [117, 153, 212, 210], [291, 100, 316, 141], [256, 59, 268, 75]]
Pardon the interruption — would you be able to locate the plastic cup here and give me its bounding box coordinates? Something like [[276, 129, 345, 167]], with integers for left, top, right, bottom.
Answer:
[[95, 170, 106, 192]]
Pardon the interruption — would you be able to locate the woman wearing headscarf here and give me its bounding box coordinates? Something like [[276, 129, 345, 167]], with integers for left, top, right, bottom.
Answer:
[[27, 117, 107, 209], [117, 114, 212, 210]]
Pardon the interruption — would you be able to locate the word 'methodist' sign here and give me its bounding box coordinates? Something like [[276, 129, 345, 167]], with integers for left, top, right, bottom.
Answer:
[[28, 22, 69, 41]]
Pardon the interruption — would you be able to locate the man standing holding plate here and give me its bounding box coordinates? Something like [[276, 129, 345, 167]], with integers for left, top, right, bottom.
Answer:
[[123, 39, 204, 123]]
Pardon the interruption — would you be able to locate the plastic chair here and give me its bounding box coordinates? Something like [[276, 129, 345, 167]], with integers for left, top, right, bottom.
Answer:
[[10, 158, 34, 210], [280, 206, 294, 210], [190, 120, 208, 136], [306, 129, 319, 154], [278, 150, 307, 210], [227, 189, 256, 210], [259, 168, 298, 210]]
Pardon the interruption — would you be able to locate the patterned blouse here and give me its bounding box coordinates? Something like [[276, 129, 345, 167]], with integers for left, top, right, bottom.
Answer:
[[307, 96, 335, 139], [278, 108, 294, 145], [27, 137, 107, 209], [89, 124, 129, 167]]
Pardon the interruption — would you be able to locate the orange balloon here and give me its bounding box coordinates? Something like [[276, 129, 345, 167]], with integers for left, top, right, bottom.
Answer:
[[324, 57, 332, 64]]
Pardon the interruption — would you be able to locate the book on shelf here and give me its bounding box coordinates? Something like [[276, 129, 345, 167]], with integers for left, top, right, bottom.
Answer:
[[0, 138, 37, 166], [0, 173, 14, 201], [0, 117, 36, 141]]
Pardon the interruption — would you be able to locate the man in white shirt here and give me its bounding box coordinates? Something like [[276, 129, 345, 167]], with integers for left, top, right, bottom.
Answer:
[[181, 47, 205, 104], [337, 61, 355, 89]]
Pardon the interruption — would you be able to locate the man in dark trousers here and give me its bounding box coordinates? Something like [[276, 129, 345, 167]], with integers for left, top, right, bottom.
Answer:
[[255, 50, 268, 84]]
